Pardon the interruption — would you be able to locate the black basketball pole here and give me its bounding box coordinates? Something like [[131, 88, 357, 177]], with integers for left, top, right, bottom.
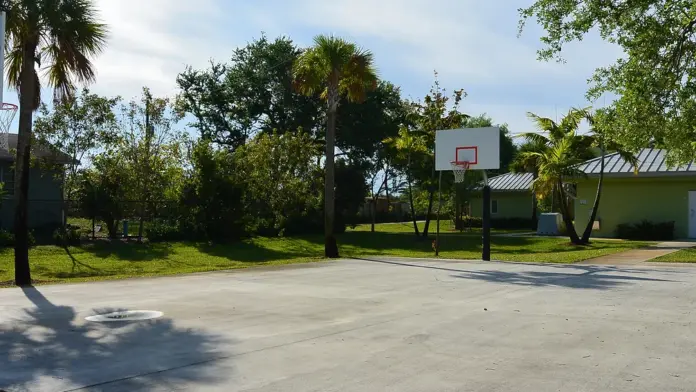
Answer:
[[482, 172, 491, 261], [435, 171, 442, 256]]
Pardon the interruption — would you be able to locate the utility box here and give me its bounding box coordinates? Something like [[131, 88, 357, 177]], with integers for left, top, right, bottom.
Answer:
[[537, 213, 563, 236]]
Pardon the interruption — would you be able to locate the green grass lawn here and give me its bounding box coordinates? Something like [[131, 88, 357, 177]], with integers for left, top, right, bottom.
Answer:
[[652, 248, 696, 263], [0, 221, 650, 286]]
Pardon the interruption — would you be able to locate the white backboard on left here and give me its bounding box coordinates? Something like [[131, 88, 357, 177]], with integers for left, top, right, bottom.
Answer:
[[435, 127, 500, 171]]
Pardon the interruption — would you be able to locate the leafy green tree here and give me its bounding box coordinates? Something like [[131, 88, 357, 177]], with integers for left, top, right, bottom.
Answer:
[[5, 0, 108, 286], [334, 159, 369, 232], [336, 81, 404, 229], [33, 89, 119, 201], [117, 88, 187, 240], [335, 81, 405, 161], [365, 153, 393, 232], [519, 0, 696, 164], [176, 35, 323, 149], [180, 141, 246, 242], [78, 154, 130, 239], [510, 139, 547, 229], [293, 35, 377, 257], [384, 126, 427, 236], [405, 76, 468, 237], [234, 131, 322, 236]]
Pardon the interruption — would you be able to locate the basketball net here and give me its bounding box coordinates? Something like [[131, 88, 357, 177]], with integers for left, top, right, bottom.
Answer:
[[450, 161, 470, 183]]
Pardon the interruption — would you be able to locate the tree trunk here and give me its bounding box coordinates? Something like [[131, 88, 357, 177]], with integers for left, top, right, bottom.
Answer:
[[422, 189, 435, 237], [557, 180, 581, 244], [370, 198, 376, 233], [324, 89, 339, 258], [384, 173, 390, 221], [581, 144, 605, 243], [13, 43, 37, 287], [407, 177, 419, 236], [138, 95, 152, 242], [405, 152, 420, 236]]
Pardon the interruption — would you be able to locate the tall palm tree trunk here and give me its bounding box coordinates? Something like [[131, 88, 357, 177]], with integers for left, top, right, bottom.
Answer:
[[557, 180, 581, 244], [14, 43, 37, 286], [581, 144, 605, 244], [324, 86, 339, 258]]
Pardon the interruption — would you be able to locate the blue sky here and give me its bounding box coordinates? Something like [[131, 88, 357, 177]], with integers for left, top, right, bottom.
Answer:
[[6, 0, 622, 135]]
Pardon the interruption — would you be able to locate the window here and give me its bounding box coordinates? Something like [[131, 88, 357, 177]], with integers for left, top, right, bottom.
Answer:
[[491, 199, 498, 214], [1, 164, 14, 196]]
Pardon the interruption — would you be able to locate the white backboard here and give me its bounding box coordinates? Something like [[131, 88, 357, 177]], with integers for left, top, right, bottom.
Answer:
[[435, 127, 500, 171]]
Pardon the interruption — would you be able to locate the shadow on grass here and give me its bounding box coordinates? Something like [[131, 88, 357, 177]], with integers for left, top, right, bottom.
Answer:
[[195, 240, 319, 262], [353, 257, 679, 290], [0, 287, 231, 391], [82, 241, 173, 262]]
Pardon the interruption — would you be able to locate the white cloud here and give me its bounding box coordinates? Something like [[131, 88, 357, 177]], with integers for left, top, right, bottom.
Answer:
[[0, 0, 623, 137], [89, 0, 231, 98], [260, 0, 620, 85]]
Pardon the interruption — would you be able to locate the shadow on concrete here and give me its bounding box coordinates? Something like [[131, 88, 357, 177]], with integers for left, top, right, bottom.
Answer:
[[0, 287, 231, 391], [353, 257, 679, 290], [449, 268, 675, 290]]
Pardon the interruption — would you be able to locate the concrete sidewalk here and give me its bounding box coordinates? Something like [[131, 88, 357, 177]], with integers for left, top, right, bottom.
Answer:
[[584, 241, 695, 265]]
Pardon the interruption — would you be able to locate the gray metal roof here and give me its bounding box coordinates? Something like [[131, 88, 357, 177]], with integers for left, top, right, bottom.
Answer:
[[487, 172, 534, 191], [578, 148, 696, 176]]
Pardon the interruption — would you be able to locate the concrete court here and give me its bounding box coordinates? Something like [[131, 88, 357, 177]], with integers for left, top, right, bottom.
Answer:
[[2, 258, 696, 392]]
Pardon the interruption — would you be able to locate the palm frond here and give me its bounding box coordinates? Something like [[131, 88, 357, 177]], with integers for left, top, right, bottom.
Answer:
[[5, 42, 23, 91], [293, 47, 328, 97], [615, 149, 639, 174], [340, 48, 377, 103], [557, 108, 586, 138], [3, 0, 107, 105], [516, 131, 550, 147], [526, 112, 557, 134], [42, 0, 107, 101], [294, 34, 377, 104]]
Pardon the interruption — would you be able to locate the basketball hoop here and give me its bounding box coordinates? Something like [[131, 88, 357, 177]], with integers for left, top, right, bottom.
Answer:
[[0, 103, 17, 151], [450, 161, 470, 183]]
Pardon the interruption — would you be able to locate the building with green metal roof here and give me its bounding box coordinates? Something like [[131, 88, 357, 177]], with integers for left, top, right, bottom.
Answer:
[[574, 148, 696, 239]]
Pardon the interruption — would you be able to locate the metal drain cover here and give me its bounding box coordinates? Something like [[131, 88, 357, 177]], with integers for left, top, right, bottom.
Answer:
[[86, 310, 163, 322]]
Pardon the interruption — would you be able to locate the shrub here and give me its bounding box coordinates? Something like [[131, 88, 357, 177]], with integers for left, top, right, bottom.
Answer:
[[0, 229, 13, 247], [0, 229, 36, 248], [147, 220, 185, 243], [53, 226, 82, 246], [615, 220, 675, 240]]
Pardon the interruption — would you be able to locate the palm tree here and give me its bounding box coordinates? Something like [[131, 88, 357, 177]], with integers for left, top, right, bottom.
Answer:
[[6, 0, 107, 286], [517, 109, 595, 244], [293, 35, 377, 258], [521, 131, 588, 244], [579, 111, 637, 243], [510, 139, 546, 230]]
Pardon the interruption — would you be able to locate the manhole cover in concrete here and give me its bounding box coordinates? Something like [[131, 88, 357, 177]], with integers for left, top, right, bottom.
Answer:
[[85, 310, 163, 322]]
